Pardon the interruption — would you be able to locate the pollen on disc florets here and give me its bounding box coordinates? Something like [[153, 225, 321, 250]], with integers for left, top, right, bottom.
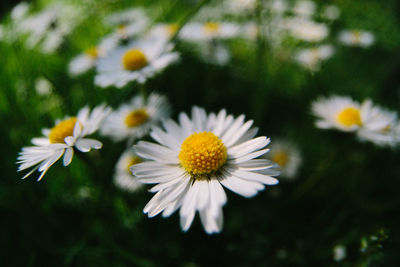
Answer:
[[179, 131, 227, 178], [124, 109, 149, 128], [204, 22, 220, 33], [125, 156, 142, 172], [122, 49, 148, 71], [48, 117, 78, 144], [337, 107, 362, 127], [272, 151, 288, 168]]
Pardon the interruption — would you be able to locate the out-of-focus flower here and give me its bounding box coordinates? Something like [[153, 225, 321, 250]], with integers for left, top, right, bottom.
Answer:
[[222, 0, 257, 14], [267, 140, 302, 179], [34, 77, 53, 96], [100, 93, 171, 142], [180, 22, 240, 42], [269, 0, 288, 15], [10, 2, 30, 21], [104, 7, 149, 29], [95, 36, 179, 88], [321, 5, 340, 21], [312, 95, 365, 132], [114, 149, 143, 192], [356, 100, 400, 147], [147, 23, 180, 39], [338, 30, 375, 48], [132, 106, 279, 234], [17, 105, 111, 181], [292, 0, 316, 18], [294, 44, 334, 71], [333, 245, 346, 261], [284, 18, 329, 42]]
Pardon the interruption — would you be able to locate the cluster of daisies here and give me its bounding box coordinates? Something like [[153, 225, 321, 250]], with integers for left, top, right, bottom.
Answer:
[[312, 95, 400, 147]]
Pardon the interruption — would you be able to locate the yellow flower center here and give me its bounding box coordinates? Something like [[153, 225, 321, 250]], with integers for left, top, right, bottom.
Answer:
[[124, 109, 149, 128], [125, 156, 142, 172], [352, 31, 361, 43], [48, 117, 78, 144], [179, 132, 227, 178], [337, 107, 362, 127], [271, 151, 288, 168], [122, 49, 148, 71], [204, 22, 220, 34], [167, 23, 179, 35], [85, 47, 99, 58]]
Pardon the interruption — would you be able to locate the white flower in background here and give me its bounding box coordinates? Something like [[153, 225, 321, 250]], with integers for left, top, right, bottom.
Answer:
[[196, 42, 231, 65], [100, 93, 171, 142], [356, 100, 400, 147], [68, 38, 117, 77], [114, 149, 143, 192], [180, 22, 240, 42], [284, 18, 329, 42], [222, 0, 257, 14], [104, 7, 149, 29], [269, 0, 288, 15], [17, 105, 111, 181], [34, 77, 53, 96], [312, 95, 365, 132], [10, 2, 30, 21], [321, 5, 340, 21], [131, 106, 279, 234], [333, 245, 346, 262], [292, 0, 316, 18], [338, 30, 375, 48], [295, 44, 334, 71], [147, 23, 180, 39], [267, 140, 302, 179], [95, 36, 179, 88]]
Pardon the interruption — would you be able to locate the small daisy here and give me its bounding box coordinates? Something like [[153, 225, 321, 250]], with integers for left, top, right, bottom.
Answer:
[[357, 100, 399, 147], [131, 106, 279, 234], [338, 30, 375, 48], [17, 104, 111, 181], [333, 245, 346, 262], [292, 0, 316, 18], [222, 0, 257, 15], [147, 23, 180, 39], [10, 2, 30, 21], [114, 149, 143, 192], [100, 93, 171, 142], [34, 77, 52, 96], [267, 139, 302, 179], [312, 95, 365, 132], [284, 18, 329, 42], [104, 7, 149, 29], [180, 22, 240, 42], [294, 44, 334, 71], [95, 35, 179, 88], [321, 5, 340, 21]]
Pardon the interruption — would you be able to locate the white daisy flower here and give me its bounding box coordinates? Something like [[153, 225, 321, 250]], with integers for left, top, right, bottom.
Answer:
[[10, 2, 30, 21], [17, 104, 111, 181], [147, 23, 180, 39], [222, 0, 257, 14], [333, 245, 346, 262], [294, 44, 334, 71], [269, 0, 288, 15], [321, 5, 340, 21], [114, 149, 143, 192], [312, 95, 374, 132], [131, 106, 279, 234], [267, 139, 302, 179], [100, 93, 171, 142], [338, 30, 375, 48], [104, 7, 149, 29], [95, 36, 179, 88], [284, 18, 329, 42], [180, 22, 240, 42], [292, 0, 316, 18], [34, 77, 53, 96], [356, 100, 400, 147]]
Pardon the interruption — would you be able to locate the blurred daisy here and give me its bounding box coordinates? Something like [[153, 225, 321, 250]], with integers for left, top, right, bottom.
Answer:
[[312, 95, 364, 132], [95, 36, 179, 88], [285, 18, 329, 42], [295, 44, 334, 71], [357, 100, 400, 147], [267, 140, 302, 179], [148, 23, 180, 39], [104, 7, 149, 29], [321, 5, 340, 21], [10, 2, 30, 21], [114, 149, 143, 192], [34, 77, 52, 96], [222, 0, 257, 14], [269, 0, 288, 15], [17, 105, 111, 181], [100, 93, 171, 142], [292, 0, 316, 18], [180, 22, 240, 42], [338, 30, 375, 48], [333, 245, 346, 262], [131, 106, 279, 234]]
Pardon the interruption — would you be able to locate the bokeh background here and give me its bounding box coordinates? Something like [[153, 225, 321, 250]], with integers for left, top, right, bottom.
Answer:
[[1, 0, 400, 266]]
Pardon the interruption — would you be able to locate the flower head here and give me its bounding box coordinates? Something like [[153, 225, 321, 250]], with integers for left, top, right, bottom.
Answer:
[[114, 149, 143, 192], [295, 44, 334, 71], [100, 93, 171, 142], [17, 104, 111, 181], [95, 36, 179, 88], [338, 30, 375, 48], [267, 139, 302, 179], [131, 107, 279, 234]]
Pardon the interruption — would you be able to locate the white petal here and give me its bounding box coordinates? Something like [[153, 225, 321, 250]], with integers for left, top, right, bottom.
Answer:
[[63, 147, 74, 166], [220, 175, 264, 198]]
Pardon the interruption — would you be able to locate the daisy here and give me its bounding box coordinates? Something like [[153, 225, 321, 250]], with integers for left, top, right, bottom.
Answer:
[[100, 93, 171, 142], [294, 44, 334, 71], [131, 106, 279, 234], [321, 5, 340, 21], [356, 100, 400, 147], [114, 149, 143, 192], [94, 35, 179, 88], [17, 104, 111, 181], [292, 0, 316, 18], [180, 22, 240, 42], [338, 30, 375, 48], [267, 139, 302, 179], [312, 95, 365, 132], [284, 18, 329, 42], [147, 23, 180, 39]]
